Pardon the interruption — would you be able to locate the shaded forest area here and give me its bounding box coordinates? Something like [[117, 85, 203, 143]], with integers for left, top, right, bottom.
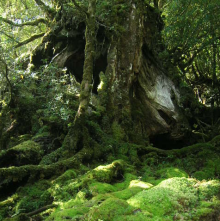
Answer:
[[1, 0, 220, 220]]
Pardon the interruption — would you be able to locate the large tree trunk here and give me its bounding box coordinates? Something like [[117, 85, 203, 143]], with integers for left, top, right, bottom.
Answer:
[[31, 1, 190, 149], [103, 2, 188, 144]]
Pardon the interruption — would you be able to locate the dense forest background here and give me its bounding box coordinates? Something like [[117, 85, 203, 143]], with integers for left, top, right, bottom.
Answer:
[[1, 0, 220, 220]]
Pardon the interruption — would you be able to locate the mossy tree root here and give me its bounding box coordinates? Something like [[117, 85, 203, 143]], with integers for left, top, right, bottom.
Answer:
[[0, 146, 94, 194], [0, 141, 43, 167], [5, 204, 57, 221], [141, 142, 219, 158]]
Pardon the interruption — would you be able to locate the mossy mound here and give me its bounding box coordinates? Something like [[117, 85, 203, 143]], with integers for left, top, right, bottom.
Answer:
[[0, 140, 43, 167], [45, 176, 220, 221], [44, 157, 220, 221], [156, 167, 188, 179], [0, 180, 52, 221], [8, 134, 33, 149], [127, 178, 220, 221], [87, 197, 134, 221], [2, 137, 220, 221], [15, 180, 53, 213]]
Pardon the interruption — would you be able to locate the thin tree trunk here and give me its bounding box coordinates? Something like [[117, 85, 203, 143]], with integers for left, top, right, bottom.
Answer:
[[61, 0, 97, 152], [74, 0, 96, 122], [211, 32, 217, 125], [0, 58, 12, 105]]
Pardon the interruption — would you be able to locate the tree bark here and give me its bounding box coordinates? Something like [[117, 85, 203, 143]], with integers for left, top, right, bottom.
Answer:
[[15, 33, 45, 48], [102, 1, 188, 143], [30, 0, 190, 147], [75, 0, 96, 121]]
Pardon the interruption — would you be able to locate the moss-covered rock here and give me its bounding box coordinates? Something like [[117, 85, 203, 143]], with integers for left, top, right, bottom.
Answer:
[[53, 169, 77, 184], [15, 180, 52, 213], [8, 134, 33, 149], [46, 191, 89, 221], [91, 160, 125, 183], [156, 167, 188, 179], [111, 186, 147, 200], [88, 181, 117, 194], [113, 173, 138, 190], [87, 197, 134, 221], [0, 140, 43, 167], [127, 177, 220, 220]]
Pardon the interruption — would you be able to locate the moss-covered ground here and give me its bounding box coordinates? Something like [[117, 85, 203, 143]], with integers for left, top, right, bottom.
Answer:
[[1, 136, 220, 221]]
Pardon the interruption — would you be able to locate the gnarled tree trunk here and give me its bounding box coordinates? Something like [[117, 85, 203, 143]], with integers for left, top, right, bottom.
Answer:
[[31, 1, 190, 150], [103, 2, 188, 145]]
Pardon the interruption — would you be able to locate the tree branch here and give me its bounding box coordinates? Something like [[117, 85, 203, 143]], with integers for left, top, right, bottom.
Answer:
[[183, 36, 220, 68], [34, 0, 56, 19], [26, 204, 56, 216], [0, 17, 48, 27], [15, 33, 45, 48]]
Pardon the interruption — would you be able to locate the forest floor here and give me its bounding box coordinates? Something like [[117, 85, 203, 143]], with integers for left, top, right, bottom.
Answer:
[[1, 134, 220, 221]]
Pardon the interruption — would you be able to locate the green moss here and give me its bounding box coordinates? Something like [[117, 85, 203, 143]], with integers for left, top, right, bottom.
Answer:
[[209, 135, 220, 147], [0, 206, 11, 221], [15, 180, 52, 213], [11, 140, 41, 153], [89, 181, 116, 194], [193, 208, 214, 219], [113, 212, 153, 221], [111, 187, 145, 200], [91, 160, 125, 183], [2, 138, 220, 221], [8, 134, 33, 148], [172, 143, 215, 157], [192, 159, 219, 181], [32, 132, 50, 140], [116, 143, 146, 165], [156, 167, 188, 179], [39, 147, 63, 165], [46, 207, 89, 221], [0, 140, 43, 166], [87, 197, 134, 221], [53, 169, 77, 185], [112, 121, 125, 141], [0, 195, 18, 219], [129, 180, 153, 188], [127, 177, 220, 220], [193, 198, 220, 220], [4, 214, 29, 221], [198, 180, 220, 200], [49, 177, 85, 202], [49, 160, 125, 201], [46, 191, 89, 221], [193, 170, 214, 181], [128, 178, 198, 219], [113, 173, 138, 190]]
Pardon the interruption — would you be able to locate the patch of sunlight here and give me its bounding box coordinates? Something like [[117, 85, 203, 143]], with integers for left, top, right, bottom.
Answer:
[[127, 197, 141, 208], [94, 165, 108, 171], [129, 180, 153, 189], [97, 80, 104, 91]]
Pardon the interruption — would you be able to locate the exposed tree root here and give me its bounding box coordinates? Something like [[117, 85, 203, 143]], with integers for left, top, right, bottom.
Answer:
[[0, 146, 94, 194], [26, 204, 56, 217], [1, 140, 218, 192]]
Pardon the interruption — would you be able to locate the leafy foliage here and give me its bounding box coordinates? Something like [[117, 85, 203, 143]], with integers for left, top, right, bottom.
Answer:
[[162, 0, 220, 106]]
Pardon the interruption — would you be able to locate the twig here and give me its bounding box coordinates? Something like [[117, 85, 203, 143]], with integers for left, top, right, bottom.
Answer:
[[0, 17, 47, 27], [15, 33, 45, 48]]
